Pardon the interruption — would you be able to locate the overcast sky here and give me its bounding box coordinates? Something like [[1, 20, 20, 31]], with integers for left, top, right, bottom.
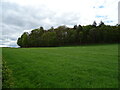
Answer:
[[0, 0, 119, 47]]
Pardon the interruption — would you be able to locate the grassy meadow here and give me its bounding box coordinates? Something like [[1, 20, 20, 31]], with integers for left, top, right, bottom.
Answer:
[[2, 44, 118, 88]]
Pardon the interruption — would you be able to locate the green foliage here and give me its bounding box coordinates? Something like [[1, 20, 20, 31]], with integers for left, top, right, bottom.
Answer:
[[17, 21, 120, 47], [17, 38, 22, 47], [2, 44, 118, 88], [41, 32, 57, 46], [2, 60, 14, 88], [17, 32, 29, 47]]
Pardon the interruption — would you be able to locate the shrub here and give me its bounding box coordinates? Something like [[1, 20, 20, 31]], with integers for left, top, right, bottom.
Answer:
[[2, 60, 14, 88]]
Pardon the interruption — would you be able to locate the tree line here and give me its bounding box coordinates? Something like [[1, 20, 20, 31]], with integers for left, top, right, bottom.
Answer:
[[17, 21, 120, 47]]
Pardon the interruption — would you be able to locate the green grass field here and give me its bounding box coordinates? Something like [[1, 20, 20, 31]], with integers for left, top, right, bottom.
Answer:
[[2, 44, 118, 88]]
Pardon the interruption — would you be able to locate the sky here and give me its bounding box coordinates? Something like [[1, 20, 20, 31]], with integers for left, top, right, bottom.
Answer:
[[0, 0, 119, 47]]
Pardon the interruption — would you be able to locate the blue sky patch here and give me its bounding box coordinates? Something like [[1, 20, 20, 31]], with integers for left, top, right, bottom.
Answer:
[[104, 20, 113, 23], [99, 5, 104, 8], [95, 15, 107, 18]]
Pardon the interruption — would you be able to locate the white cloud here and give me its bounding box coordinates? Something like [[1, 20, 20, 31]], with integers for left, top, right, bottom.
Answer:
[[1, 0, 119, 47]]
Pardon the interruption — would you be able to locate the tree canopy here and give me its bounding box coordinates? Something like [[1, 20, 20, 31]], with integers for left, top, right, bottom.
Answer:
[[17, 21, 120, 47]]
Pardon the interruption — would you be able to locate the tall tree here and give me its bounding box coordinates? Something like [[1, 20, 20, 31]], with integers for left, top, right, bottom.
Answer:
[[99, 21, 105, 27], [21, 32, 29, 47], [92, 21, 97, 27]]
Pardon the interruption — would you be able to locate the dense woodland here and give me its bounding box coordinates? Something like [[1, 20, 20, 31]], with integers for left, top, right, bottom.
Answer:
[[17, 21, 120, 47]]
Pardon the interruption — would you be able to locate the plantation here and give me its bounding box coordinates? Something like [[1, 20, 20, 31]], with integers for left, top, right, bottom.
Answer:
[[2, 44, 118, 88]]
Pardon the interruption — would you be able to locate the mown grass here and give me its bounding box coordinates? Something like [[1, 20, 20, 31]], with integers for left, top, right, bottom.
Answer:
[[2, 44, 118, 88]]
